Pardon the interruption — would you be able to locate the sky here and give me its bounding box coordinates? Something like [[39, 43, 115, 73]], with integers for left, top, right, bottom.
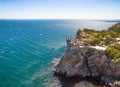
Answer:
[[0, 0, 120, 19]]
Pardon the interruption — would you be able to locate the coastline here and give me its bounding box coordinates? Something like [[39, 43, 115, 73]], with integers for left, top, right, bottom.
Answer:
[[54, 22, 120, 87]]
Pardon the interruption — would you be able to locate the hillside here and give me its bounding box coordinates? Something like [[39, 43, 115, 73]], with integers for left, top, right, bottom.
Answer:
[[108, 22, 120, 33], [74, 22, 120, 62], [75, 22, 120, 46]]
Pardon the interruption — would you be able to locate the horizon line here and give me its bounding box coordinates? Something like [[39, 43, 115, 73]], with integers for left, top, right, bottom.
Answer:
[[0, 18, 120, 20]]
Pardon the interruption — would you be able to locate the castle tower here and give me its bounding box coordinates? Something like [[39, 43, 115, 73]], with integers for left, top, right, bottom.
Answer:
[[66, 36, 72, 48]]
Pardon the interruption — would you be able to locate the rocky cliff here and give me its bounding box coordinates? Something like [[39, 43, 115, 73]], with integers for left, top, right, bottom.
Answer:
[[54, 23, 120, 86], [55, 46, 120, 86], [55, 47, 120, 77]]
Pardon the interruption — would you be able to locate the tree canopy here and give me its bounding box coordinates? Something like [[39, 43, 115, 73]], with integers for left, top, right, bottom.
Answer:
[[105, 44, 120, 62]]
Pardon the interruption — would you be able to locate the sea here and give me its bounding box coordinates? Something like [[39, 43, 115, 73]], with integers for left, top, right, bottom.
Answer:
[[0, 20, 118, 87]]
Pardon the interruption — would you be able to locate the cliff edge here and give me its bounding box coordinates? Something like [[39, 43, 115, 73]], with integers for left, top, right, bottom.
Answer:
[[55, 47, 120, 77], [54, 23, 120, 87]]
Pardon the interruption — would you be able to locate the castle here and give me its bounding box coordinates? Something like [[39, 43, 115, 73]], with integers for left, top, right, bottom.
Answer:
[[66, 35, 85, 51], [66, 36, 73, 50]]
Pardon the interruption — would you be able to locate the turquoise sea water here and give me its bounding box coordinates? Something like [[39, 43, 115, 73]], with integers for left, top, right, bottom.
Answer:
[[0, 20, 117, 87]]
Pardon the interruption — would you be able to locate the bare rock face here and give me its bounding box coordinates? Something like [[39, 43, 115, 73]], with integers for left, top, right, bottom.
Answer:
[[114, 81, 120, 87], [55, 47, 120, 78]]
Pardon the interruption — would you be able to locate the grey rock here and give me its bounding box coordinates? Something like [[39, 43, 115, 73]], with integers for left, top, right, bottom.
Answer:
[[55, 47, 120, 77]]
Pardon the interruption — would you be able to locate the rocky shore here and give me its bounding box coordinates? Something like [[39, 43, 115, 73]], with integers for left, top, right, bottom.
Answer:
[[54, 23, 120, 87], [55, 46, 120, 86]]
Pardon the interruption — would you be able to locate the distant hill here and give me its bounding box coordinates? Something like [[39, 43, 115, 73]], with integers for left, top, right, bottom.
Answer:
[[99, 20, 120, 22], [108, 22, 120, 33]]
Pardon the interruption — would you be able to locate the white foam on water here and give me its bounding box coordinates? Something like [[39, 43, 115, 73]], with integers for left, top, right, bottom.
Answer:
[[52, 58, 60, 67], [24, 68, 50, 86], [43, 72, 62, 87]]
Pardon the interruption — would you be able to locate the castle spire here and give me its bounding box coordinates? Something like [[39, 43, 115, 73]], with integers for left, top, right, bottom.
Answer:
[[66, 36, 72, 48]]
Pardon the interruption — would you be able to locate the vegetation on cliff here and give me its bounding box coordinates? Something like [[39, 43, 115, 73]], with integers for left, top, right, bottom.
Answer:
[[108, 22, 120, 34], [55, 22, 120, 86], [105, 44, 120, 62], [75, 22, 120, 46], [75, 22, 120, 62]]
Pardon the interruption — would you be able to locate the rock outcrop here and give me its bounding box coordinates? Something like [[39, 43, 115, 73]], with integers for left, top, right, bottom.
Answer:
[[55, 46, 120, 86], [55, 23, 120, 86], [55, 47, 120, 77]]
